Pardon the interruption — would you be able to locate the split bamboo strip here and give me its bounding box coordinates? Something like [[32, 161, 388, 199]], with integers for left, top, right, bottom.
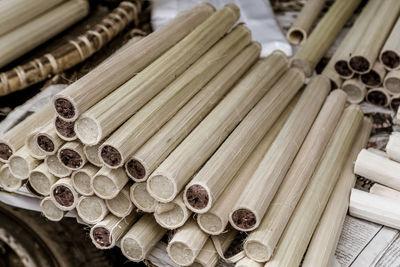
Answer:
[[243, 89, 347, 261], [366, 88, 390, 107], [100, 25, 251, 168], [380, 18, 400, 70], [167, 219, 209, 266], [36, 123, 64, 156], [92, 167, 129, 199], [391, 95, 400, 112], [57, 141, 86, 170], [129, 182, 157, 212], [90, 212, 138, 250], [50, 178, 79, 211], [75, 5, 240, 145], [349, 0, 400, 74], [0, 0, 90, 68], [54, 3, 215, 121], [302, 117, 372, 267], [154, 192, 191, 230], [360, 61, 386, 88], [26, 130, 46, 160], [29, 163, 57, 196], [265, 105, 363, 267], [370, 183, 400, 201], [126, 42, 260, 182], [342, 78, 367, 104], [386, 132, 400, 163], [105, 184, 133, 217], [286, 0, 325, 45], [40, 196, 65, 222], [197, 100, 293, 235], [0, 165, 23, 192], [147, 54, 288, 203], [84, 143, 103, 167], [71, 164, 99, 196], [384, 70, 400, 95], [121, 214, 167, 262], [184, 75, 303, 214], [229, 75, 330, 232], [354, 148, 400, 191], [291, 0, 361, 76], [8, 146, 40, 179], [349, 188, 400, 230], [235, 257, 263, 267], [45, 155, 71, 178], [55, 117, 76, 141], [76, 195, 108, 225]]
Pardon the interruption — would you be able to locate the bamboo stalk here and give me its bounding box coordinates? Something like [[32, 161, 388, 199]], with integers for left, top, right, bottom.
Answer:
[[71, 164, 99, 196], [380, 18, 400, 71], [229, 75, 330, 232], [29, 163, 57, 196], [384, 70, 400, 95], [264, 105, 363, 267], [76, 195, 108, 225], [342, 78, 367, 104], [8, 146, 40, 179], [57, 141, 86, 170], [40, 196, 66, 222], [167, 219, 209, 266], [0, 0, 89, 68], [349, 0, 400, 74], [291, 0, 361, 76], [321, 63, 342, 89], [53, 2, 215, 121], [129, 182, 157, 212], [121, 214, 167, 262], [235, 257, 263, 267], [184, 74, 304, 214], [286, 0, 325, 45], [302, 117, 372, 267], [45, 154, 71, 178], [84, 143, 103, 167], [126, 42, 260, 182], [75, 5, 240, 145], [154, 192, 192, 230], [370, 183, 400, 201], [0, 164, 23, 192], [368, 147, 389, 158], [92, 166, 129, 199], [55, 117, 76, 141], [50, 178, 79, 211], [386, 132, 400, 163], [360, 61, 386, 88], [36, 122, 64, 156], [366, 88, 390, 107], [146, 53, 288, 203], [26, 130, 46, 160], [105, 184, 133, 217]]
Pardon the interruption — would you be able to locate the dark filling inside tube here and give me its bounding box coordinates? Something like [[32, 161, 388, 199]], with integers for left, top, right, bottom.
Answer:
[[53, 185, 74, 207], [334, 60, 353, 77], [391, 98, 400, 112], [367, 91, 388, 107], [126, 159, 145, 179], [349, 56, 370, 73], [55, 117, 76, 138], [361, 71, 380, 86], [55, 98, 75, 119], [37, 135, 55, 152], [92, 227, 112, 247], [186, 184, 209, 210], [101, 145, 122, 167], [60, 149, 82, 169], [0, 143, 12, 161], [382, 51, 400, 69], [231, 208, 256, 230]]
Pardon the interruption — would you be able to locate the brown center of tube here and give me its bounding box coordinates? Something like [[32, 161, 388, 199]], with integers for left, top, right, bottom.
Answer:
[[231, 208, 256, 230], [55, 98, 75, 119], [0, 143, 12, 160], [391, 98, 400, 112], [361, 71, 380, 86], [101, 145, 122, 167], [55, 117, 76, 138], [37, 135, 55, 152], [367, 91, 388, 106], [126, 159, 146, 179], [186, 184, 209, 210], [382, 51, 400, 69], [349, 56, 370, 73], [334, 60, 353, 77], [59, 149, 83, 169], [53, 185, 74, 207], [92, 227, 112, 247]]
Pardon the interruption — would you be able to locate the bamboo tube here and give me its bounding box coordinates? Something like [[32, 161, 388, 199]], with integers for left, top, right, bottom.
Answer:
[[229, 75, 330, 232], [380, 18, 400, 71], [370, 183, 400, 201], [360, 61, 387, 88], [75, 5, 240, 145], [146, 53, 289, 203], [57, 141, 86, 170], [40, 196, 65, 222], [84, 143, 103, 167], [349, 0, 400, 74], [384, 70, 400, 95], [302, 117, 372, 267], [121, 214, 167, 262], [243, 90, 347, 261], [368, 147, 388, 158], [90, 212, 138, 250], [55, 117, 76, 141], [26, 130, 46, 160], [321, 62, 342, 89], [29, 163, 57, 196], [286, 0, 325, 45], [184, 75, 303, 214], [54, 3, 215, 122], [126, 42, 260, 182], [50, 178, 79, 211], [197, 100, 293, 235], [71, 164, 99, 196], [105, 184, 133, 217], [129, 182, 157, 213], [342, 78, 367, 104], [167, 219, 209, 266], [154, 192, 192, 230], [386, 132, 400, 163], [45, 155, 71, 178], [291, 0, 361, 76], [355, 148, 400, 191], [366, 88, 390, 107], [92, 167, 129, 199], [391, 95, 400, 112], [235, 257, 263, 267], [36, 123, 64, 156], [264, 105, 363, 267], [0, 0, 89, 68], [8, 146, 40, 179], [349, 188, 400, 230], [0, 164, 23, 192], [76, 195, 108, 225]]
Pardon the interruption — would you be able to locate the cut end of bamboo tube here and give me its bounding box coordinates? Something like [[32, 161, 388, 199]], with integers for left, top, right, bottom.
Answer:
[[243, 240, 272, 263], [75, 116, 102, 145], [342, 79, 366, 104], [384, 71, 400, 95], [55, 117, 76, 140], [91, 226, 113, 248], [9, 155, 31, 179], [229, 208, 258, 231], [84, 144, 103, 167], [29, 171, 52, 196], [0, 165, 22, 192], [26, 132, 46, 160], [147, 174, 177, 202], [106, 190, 133, 217], [286, 27, 306, 45], [223, 3, 240, 21], [197, 213, 224, 235], [361, 70, 381, 87], [125, 158, 147, 181], [59, 148, 83, 169], [121, 237, 145, 262], [40, 197, 65, 222], [129, 183, 156, 212], [290, 59, 312, 77], [45, 155, 72, 177], [77, 196, 108, 224], [0, 143, 13, 162], [100, 145, 123, 168], [51, 184, 77, 210], [184, 183, 211, 212], [36, 135, 55, 153], [92, 174, 119, 199], [72, 170, 93, 196], [334, 60, 353, 78], [54, 97, 76, 121], [167, 241, 195, 266], [381, 50, 400, 70], [349, 56, 370, 73], [154, 201, 190, 230], [367, 88, 389, 107]]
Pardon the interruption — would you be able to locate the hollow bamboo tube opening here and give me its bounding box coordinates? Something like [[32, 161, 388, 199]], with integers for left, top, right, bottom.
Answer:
[[0, 165, 22, 192], [342, 78, 367, 104], [106, 185, 133, 217], [83, 143, 103, 167], [334, 60, 353, 78], [71, 164, 98, 196], [57, 141, 86, 170], [50, 178, 79, 211], [384, 70, 400, 95], [286, 28, 306, 45], [54, 117, 76, 141], [380, 18, 400, 70], [154, 192, 191, 230], [381, 50, 400, 70], [29, 163, 57, 196], [360, 61, 386, 88], [40, 196, 65, 222], [129, 182, 157, 212], [76, 196, 108, 225], [25, 131, 46, 160], [0, 143, 13, 162], [366, 88, 390, 107], [36, 123, 64, 155], [92, 167, 129, 199], [391, 96, 400, 112], [45, 155, 72, 178], [9, 146, 39, 179]]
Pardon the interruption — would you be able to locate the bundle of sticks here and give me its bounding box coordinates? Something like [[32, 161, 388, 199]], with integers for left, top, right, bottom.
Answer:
[[0, 1, 383, 266]]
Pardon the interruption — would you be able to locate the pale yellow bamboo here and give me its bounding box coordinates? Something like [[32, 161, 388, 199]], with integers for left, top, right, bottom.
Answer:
[[105, 184, 133, 217], [236, 258, 263, 267], [92, 167, 129, 199], [321, 63, 342, 89], [84, 143, 103, 167], [8, 146, 40, 179], [57, 141, 86, 170], [76, 195, 108, 225], [0, 164, 23, 192], [29, 163, 57, 196], [380, 18, 400, 70], [54, 117, 76, 141], [386, 132, 400, 163], [370, 183, 400, 201], [384, 70, 400, 95], [366, 88, 390, 107], [71, 164, 99, 196], [40, 196, 66, 222], [154, 192, 192, 230], [342, 78, 366, 104], [45, 154, 71, 178], [360, 61, 386, 88], [129, 182, 157, 212], [36, 122, 64, 156], [50, 178, 79, 211]]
